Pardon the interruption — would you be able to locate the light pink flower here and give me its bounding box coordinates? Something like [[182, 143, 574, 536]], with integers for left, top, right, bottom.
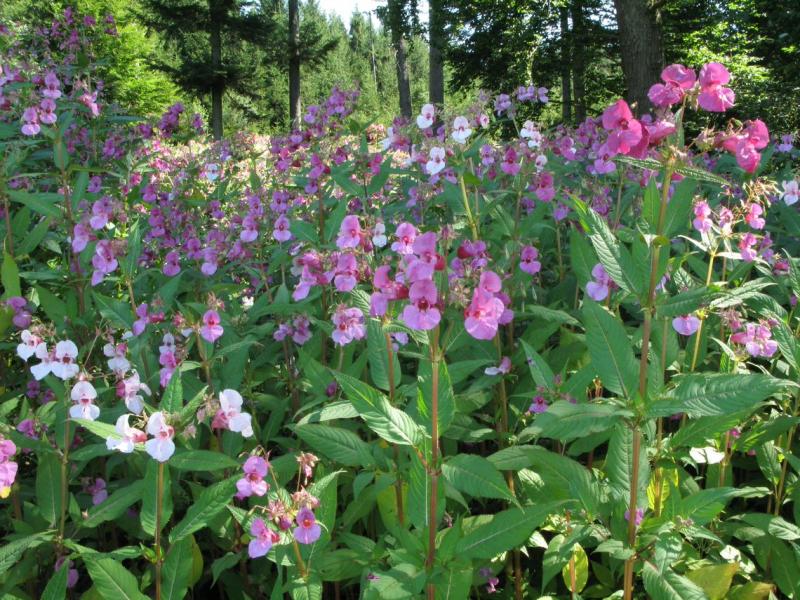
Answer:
[[672, 314, 701, 336], [145, 411, 175, 462], [200, 310, 224, 343], [331, 306, 366, 346], [401, 279, 441, 331], [69, 380, 99, 421], [336, 215, 362, 249], [106, 414, 146, 454], [236, 456, 270, 498]]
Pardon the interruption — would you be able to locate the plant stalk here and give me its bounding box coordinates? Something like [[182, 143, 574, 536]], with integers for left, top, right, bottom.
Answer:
[[426, 331, 441, 600], [385, 333, 405, 526], [155, 462, 164, 600]]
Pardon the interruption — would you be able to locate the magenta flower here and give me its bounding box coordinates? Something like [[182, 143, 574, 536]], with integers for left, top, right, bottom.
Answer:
[[731, 323, 778, 358], [744, 204, 765, 230], [500, 147, 521, 176], [485, 357, 511, 376], [200, 310, 224, 343], [294, 507, 322, 544], [401, 279, 441, 331], [426, 147, 446, 176], [692, 201, 712, 233], [391, 222, 417, 254], [519, 246, 541, 275], [602, 99, 643, 155], [697, 62, 735, 112], [336, 215, 362, 249], [331, 306, 366, 346], [464, 288, 505, 340], [236, 456, 270, 498], [672, 314, 700, 336], [332, 253, 358, 292], [528, 395, 549, 414], [163, 251, 181, 276], [273, 215, 292, 242], [248, 518, 279, 558], [91, 240, 118, 286], [625, 507, 645, 527]]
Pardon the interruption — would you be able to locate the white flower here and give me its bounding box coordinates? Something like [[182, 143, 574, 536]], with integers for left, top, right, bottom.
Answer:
[[103, 342, 130, 376], [535, 154, 548, 170], [17, 330, 42, 362], [107, 414, 146, 454], [689, 446, 725, 464], [159, 333, 176, 355], [451, 116, 473, 145], [372, 223, 387, 248], [30, 343, 53, 380], [381, 127, 396, 151], [145, 411, 175, 462], [425, 147, 446, 176], [69, 380, 100, 421], [520, 120, 542, 148], [120, 371, 151, 414], [416, 103, 435, 129], [782, 180, 799, 206], [219, 389, 254, 438], [51, 340, 79, 380]]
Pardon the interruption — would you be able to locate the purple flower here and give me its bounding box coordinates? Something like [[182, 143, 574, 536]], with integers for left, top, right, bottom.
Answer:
[[331, 306, 366, 346], [163, 251, 181, 276], [586, 263, 612, 301], [528, 395, 548, 414], [248, 518, 278, 558], [236, 456, 269, 498], [519, 245, 541, 275], [200, 310, 224, 343], [625, 507, 645, 527], [672, 314, 700, 336], [294, 507, 321, 544]]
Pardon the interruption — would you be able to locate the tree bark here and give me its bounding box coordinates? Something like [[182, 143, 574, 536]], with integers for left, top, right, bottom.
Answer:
[[388, 0, 412, 118], [613, 0, 664, 114], [560, 6, 572, 123], [428, 0, 445, 107], [209, 0, 223, 140], [288, 0, 301, 128], [572, 0, 587, 122]]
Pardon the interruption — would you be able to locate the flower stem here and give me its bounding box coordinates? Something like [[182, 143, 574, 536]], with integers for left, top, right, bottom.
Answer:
[[459, 174, 478, 240], [689, 249, 716, 371], [385, 332, 405, 526], [57, 415, 71, 547], [155, 462, 164, 600], [426, 330, 441, 600], [2, 188, 13, 255]]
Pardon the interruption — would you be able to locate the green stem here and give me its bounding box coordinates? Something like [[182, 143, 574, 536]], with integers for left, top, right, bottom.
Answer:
[[385, 333, 405, 526], [155, 462, 164, 600], [459, 174, 478, 240], [689, 250, 716, 371], [426, 330, 441, 600]]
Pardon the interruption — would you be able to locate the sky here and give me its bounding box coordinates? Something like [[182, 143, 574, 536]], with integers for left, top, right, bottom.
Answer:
[[315, 0, 428, 26]]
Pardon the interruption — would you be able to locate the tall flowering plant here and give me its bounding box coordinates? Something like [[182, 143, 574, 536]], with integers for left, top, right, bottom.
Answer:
[[1, 8, 800, 600]]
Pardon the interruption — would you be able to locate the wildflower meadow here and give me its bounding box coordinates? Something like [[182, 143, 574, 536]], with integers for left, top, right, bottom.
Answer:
[[1, 5, 800, 600]]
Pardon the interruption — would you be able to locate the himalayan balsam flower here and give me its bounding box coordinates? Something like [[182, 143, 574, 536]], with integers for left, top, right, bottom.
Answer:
[[52, 340, 80, 380], [145, 411, 175, 462], [236, 456, 270, 498], [782, 180, 799, 206], [70, 380, 100, 421], [215, 389, 254, 437], [16, 330, 42, 362], [426, 147, 446, 176], [519, 245, 541, 274], [731, 323, 778, 358], [107, 414, 146, 454], [331, 306, 366, 346], [697, 62, 735, 112], [485, 357, 511, 376], [625, 507, 645, 527], [528, 395, 548, 414], [673, 314, 701, 336], [87, 478, 108, 505], [692, 201, 713, 233], [294, 507, 322, 544], [451, 116, 472, 144], [416, 103, 435, 129], [0, 437, 18, 498], [336, 215, 362, 249], [401, 280, 441, 331], [118, 371, 150, 414], [586, 264, 612, 301], [200, 310, 224, 343], [248, 518, 279, 558]]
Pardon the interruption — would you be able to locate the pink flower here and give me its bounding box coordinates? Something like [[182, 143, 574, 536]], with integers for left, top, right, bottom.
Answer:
[[464, 288, 505, 340], [739, 233, 758, 262], [699, 62, 731, 88], [602, 99, 643, 155], [21, 107, 40, 136], [735, 139, 760, 173], [331, 306, 366, 346], [485, 356, 511, 376], [731, 323, 777, 358], [214, 389, 254, 437], [625, 507, 645, 528], [391, 222, 417, 255], [672, 314, 700, 336], [744, 204, 765, 230], [91, 240, 118, 286], [118, 371, 151, 414], [200, 310, 224, 343], [528, 395, 548, 414], [692, 201, 712, 233], [401, 279, 441, 331], [332, 253, 358, 292], [500, 147, 521, 176], [586, 264, 612, 302], [273, 215, 292, 242], [41, 72, 62, 99], [698, 62, 735, 112], [294, 507, 322, 544], [519, 245, 541, 275], [662, 64, 696, 89], [132, 303, 149, 336], [336, 215, 362, 249], [248, 518, 279, 558], [16, 330, 42, 362], [236, 456, 270, 498]]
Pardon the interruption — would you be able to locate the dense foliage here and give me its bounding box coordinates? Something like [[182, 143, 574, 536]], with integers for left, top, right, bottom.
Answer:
[[2, 7, 800, 600]]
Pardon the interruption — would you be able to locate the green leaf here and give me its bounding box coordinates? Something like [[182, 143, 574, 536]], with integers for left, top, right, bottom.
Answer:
[[662, 178, 697, 237], [1, 251, 21, 298], [418, 359, 455, 437], [162, 536, 194, 600], [73, 418, 120, 442], [161, 369, 183, 413], [655, 287, 714, 319], [520, 339, 556, 390], [169, 477, 237, 544], [93, 292, 134, 328], [583, 301, 638, 398], [685, 563, 738, 600], [367, 320, 401, 392], [82, 481, 144, 528], [41, 561, 68, 600], [333, 371, 422, 447], [290, 573, 323, 600], [530, 401, 627, 442], [85, 557, 148, 600], [647, 373, 790, 418], [295, 423, 375, 467], [290, 219, 319, 244], [575, 199, 644, 297], [455, 503, 562, 559], [642, 563, 708, 600], [7, 189, 62, 218], [606, 424, 649, 508], [36, 453, 62, 526], [169, 450, 238, 471], [0, 533, 50, 576], [211, 552, 241, 586], [441, 454, 515, 503], [561, 543, 589, 594]]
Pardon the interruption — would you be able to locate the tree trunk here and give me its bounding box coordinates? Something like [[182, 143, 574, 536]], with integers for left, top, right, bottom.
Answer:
[[613, 0, 664, 114], [388, 0, 412, 118], [288, 0, 301, 128], [560, 6, 572, 123], [209, 0, 223, 140], [428, 0, 445, 107], [572, 0, 587, 122]]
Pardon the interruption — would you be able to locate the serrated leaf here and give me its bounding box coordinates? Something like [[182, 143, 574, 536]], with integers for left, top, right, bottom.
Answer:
[[162, 536, 193, 600], [441, 454, 515, 502], [642, 563, 708, 600], [169, 477, 237, 543], [583, 301, 638, 398], [82, 481, 143, 528], [85, 558, 148, 600], [295, 423, 375, 467]]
